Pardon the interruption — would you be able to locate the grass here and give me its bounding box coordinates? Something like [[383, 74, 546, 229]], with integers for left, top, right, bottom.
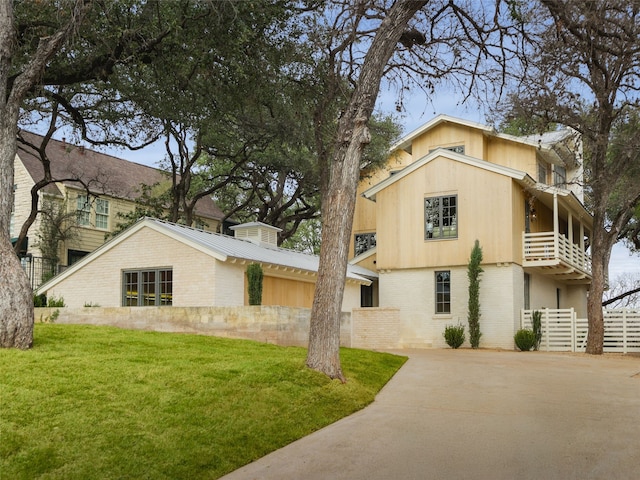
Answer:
[[0, 324, 406, 479]]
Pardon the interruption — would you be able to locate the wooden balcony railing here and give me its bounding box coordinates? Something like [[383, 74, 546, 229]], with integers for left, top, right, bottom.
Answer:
[[523, 232, 592, 277]]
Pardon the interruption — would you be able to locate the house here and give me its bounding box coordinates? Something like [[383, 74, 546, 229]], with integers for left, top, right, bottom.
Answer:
[[36, 217, 374, 311], [349, 115, 593, 349], [11, 131, 225, 287]]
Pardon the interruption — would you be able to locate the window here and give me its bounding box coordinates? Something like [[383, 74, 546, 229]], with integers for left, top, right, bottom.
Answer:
[[122, 268, 173, 306], [68, 249, 89, 266], [425, 195, 457, 240], [95, 198, 109, 229], [76, 194, 91, 226], [435, 271, 451, 314], [524, 273, 530, 310], [553, 165, 566, 187], [537, 161, 548, 183], [354, 232, 376, 256], [429, 145, 465, 154]]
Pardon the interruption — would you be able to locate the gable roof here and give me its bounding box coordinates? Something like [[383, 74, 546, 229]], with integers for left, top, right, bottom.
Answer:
[[391, 114, 577, 167], [38, 218, 376, 292], [363, 147, 537, 201], [362, 147, 592, 224], [16, 131, 224, 221]]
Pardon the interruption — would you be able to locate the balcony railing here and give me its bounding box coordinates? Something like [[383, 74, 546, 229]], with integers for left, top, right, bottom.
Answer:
[[523, 232, 591, 278]]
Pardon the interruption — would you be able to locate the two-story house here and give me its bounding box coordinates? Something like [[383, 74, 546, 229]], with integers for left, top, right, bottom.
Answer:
[[12, 131, 225, 287], [349, 115, 593, 349]]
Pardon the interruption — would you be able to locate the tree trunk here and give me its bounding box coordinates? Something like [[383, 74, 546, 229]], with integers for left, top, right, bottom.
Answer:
[[0, 123, 34, 348], [585, 207, 614, 354], [0, 0, 88, 348], [306, 1, 427, 380]]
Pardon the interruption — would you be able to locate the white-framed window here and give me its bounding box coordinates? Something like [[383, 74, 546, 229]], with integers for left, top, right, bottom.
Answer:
[[76, 194, 91, 226], [95, 198, 109, 229], [425, 195, 457, 240], [435, 270, 451, 314], [123, 268, 173, 306]]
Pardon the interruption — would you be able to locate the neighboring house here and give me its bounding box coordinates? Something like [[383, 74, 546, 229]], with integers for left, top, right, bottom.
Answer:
[[36, 217, 375, 311], [349, 115, 593, 349], [11, 131, 225, 287]]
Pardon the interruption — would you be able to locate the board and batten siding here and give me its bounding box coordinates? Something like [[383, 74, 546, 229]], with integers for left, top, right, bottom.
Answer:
[[375, 155, 517, 270], [410, 122, 485, 160]]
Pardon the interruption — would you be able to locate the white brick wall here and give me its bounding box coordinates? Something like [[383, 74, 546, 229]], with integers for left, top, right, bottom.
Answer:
[[43, 225, 366, 312], [379, 264, 524, 349]]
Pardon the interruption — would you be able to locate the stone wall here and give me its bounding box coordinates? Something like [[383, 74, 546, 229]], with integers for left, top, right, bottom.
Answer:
[[35, 306, 353, 348]]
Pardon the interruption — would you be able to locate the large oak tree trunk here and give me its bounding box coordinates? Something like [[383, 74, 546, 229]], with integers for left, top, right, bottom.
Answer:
[[306, 1, 427, 380], [0, 123, 34, 348], [0, 0, 87, 348]]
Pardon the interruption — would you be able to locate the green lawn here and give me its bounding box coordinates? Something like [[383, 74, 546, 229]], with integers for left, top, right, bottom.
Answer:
[[0, 324, 406, 479]]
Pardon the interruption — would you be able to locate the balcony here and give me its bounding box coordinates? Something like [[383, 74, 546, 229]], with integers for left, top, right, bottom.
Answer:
[[523, 232, 591, 283]]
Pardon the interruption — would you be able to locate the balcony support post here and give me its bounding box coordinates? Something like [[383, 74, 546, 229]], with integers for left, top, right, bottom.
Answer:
[[553, 193, 559, 259]]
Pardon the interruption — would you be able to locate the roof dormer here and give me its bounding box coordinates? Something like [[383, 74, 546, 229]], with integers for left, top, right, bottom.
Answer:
[[230, 222, 281, 247]]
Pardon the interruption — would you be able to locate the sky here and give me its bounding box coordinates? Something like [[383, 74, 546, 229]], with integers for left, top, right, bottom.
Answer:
[[54, 83, 639, 280]]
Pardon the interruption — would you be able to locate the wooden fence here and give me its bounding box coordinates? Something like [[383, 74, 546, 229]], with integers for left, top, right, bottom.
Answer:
[[521, 308, 640, 353]]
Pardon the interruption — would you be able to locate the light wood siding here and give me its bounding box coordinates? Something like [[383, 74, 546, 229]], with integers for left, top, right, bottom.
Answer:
[[511, 187, 527, 265], [351, 150, 412, 258], [59, 186, 220, 266], [410, 123, 485, 160], [256, 276, 315, 308], [485, 136, 538, 174], [12, 159, 41, 253], [375, 156, 516, 269]]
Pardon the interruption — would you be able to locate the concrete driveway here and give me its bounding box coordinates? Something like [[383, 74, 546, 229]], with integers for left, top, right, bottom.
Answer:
[[221, 349, 640, 480]]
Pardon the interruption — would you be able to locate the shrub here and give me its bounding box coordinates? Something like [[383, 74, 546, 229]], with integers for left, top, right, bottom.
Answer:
[[47, 296, 65, 308], [514, 328, 536, 351], [532, 310, 542, 351], [246, 263, 263, 305], [34, 293, 47, 307], [443, 324, 466, 349]]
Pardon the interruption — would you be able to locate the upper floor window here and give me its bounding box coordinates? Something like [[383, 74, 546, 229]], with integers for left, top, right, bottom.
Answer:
[[354, 232, 376, 256], [429, 145, 465, 155], [435, 270, 451, 314], [76, 194, 91, 226], [553, 165, 566, 187], [425, 195, 457, 240], [95, 198, 110, 229], [537, 161, 548, 183]]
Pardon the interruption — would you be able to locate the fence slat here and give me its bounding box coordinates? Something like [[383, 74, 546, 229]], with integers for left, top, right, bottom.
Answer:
[[520, 308, 640, 353]]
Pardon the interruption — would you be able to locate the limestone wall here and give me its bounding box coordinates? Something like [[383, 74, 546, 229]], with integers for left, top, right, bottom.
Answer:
[[35, 306, 352, 348]]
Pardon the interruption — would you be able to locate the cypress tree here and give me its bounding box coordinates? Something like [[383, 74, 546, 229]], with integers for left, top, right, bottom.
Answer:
[[246, 263, 263, 306], [467, 240, 483, 348]]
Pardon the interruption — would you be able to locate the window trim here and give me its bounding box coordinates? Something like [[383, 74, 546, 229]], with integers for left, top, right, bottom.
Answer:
[[95, 198, 110, 230], [424, 194, 458, 240], [76, 194, 91, 226], [122, 268, 173, 306], [435, 270, 451, 314]]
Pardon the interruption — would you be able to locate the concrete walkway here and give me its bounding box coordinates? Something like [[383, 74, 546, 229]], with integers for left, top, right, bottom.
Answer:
[[221, 349, 640, 480]]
